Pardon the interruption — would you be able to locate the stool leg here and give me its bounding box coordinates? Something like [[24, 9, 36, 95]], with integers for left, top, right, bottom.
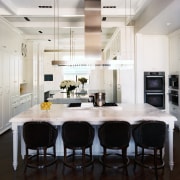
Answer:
[[90, 146, 92, 161], [103, 147, 106, 171], [37, 149, 40, 165], [82, 148, 85, 167], [154, 148, 158, 180], [160, 149, 163, 164], [24, 147, 28, 172], [134, 145, 137, 171], [122, 148, 128, 175], [44, 147, 47, 166], [141, 148, 144, 163]]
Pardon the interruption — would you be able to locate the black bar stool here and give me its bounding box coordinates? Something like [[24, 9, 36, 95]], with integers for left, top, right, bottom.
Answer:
[[62, 121, 95, 169], [98, 121, 131, 175], [23, 121, 58, 172], [132, 120, 166, 179]]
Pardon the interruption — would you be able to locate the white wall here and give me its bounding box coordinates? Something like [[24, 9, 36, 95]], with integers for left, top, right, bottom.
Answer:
[[135, 34, 169, 109], [43, 52, 64, 92]]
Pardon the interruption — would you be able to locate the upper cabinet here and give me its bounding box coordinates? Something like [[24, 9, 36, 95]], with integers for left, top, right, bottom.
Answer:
[[103, 26, 134, 61], [19, 43, 28, 84], [169, 30, 180, 74]]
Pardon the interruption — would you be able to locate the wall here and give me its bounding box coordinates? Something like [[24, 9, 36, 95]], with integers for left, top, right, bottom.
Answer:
[[135, 34, 169, 109], [43, 52, 65, 92]]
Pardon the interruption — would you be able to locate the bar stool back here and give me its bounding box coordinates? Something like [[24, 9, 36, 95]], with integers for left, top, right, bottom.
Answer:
[[62, 121, 95, 169], [132, 120, 166, 179], [98, 121, 131, 174], [23, 121, 58, 172]]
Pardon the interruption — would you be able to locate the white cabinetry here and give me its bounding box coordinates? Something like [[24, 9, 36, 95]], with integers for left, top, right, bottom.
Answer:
[[19, 94, 32, 112], [169, 31, 180, 74], [103, 27, 134, 61], [11, 94, 32, 118], [26, 41, 43, 105], [0, 50, 11, 134], [103, 26, 135, 104], [104, 70, 114, 102], [0, 52, 3, 131], [10, 54, 19, 96], [19, 57, 27, 84], [169, 103, 180, 128], [169, 30, 180, 128], [0, 18, 30, 134]]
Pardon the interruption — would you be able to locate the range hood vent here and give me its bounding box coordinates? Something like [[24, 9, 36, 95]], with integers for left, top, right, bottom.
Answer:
[[84, 0, 101, 61]]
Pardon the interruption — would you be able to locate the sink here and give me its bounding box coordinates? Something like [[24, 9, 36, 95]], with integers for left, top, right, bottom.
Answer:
[[68, 103, 81, 107], [94, 102, 118, 107], [102, 102, 118, 106]]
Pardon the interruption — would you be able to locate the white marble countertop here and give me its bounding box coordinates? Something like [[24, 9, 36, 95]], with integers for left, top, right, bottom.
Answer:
[[10, 103, 177, 125]]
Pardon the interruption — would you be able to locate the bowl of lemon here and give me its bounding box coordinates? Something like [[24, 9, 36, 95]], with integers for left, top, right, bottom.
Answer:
[[40, 102, 52, 110]]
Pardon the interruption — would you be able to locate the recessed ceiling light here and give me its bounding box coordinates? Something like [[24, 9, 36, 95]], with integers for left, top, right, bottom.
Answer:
[[166, 22, 171, 26], [102, 17, 106, 21], [103, 6, 116, 8], [24, 17, 30, 21], [38, 6, 52, 8]]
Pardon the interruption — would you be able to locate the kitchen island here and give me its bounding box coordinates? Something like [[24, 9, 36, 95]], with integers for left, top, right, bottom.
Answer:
[[47, 91, 89, 104], [9, 103, 177, 171]]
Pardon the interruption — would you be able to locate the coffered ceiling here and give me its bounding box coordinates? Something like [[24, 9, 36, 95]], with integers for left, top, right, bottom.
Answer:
[[0, 0, 179, 53], [0, 0, 151, 51]]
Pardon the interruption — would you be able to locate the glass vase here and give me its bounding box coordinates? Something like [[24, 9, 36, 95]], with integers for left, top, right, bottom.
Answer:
[[67, 91, 70, 98]]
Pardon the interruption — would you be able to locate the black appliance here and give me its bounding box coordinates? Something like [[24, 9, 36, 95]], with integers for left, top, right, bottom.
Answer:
[[145, 92, 165, 109], [144, 72, 165, 92], [169, 90, 179, 106], [144, 72, 165, 109], [169, 75, 179, 89], [44, 74, 53, 81], [44, 91, 50, 102]]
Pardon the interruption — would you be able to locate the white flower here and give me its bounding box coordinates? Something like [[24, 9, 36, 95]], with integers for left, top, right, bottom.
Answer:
[[60, 80, 78, 91]]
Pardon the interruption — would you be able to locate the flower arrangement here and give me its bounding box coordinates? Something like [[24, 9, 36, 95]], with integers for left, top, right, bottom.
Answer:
[[78, 77, 88, 85], [60, 80, 78, 92]]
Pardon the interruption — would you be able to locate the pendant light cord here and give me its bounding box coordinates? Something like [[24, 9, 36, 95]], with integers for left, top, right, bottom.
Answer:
[[53, 0, 56, 61]]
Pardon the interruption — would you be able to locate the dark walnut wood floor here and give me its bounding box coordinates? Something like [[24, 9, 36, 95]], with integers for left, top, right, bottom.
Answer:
[[0, 128, 180, 180]]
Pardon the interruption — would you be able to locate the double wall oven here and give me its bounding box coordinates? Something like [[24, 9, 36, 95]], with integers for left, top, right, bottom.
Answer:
[[144, 72, 165, 109], [169, 74, 179, 106]]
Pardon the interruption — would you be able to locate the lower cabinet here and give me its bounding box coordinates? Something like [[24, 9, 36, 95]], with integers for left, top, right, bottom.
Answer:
[[0, 87, 11, 135], [11, 94, 32, 118], [169, 103, 180, 128]]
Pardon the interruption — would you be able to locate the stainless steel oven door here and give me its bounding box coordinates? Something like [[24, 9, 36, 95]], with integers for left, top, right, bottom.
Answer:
[[145, 92, 165, 109], [169, 90, 179, 106]]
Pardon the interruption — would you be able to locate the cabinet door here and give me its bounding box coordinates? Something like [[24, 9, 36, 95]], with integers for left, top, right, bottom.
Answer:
[[0, 53, 3, 130], [0, 51, 11, 134], [10, 54, 19, 96], [19, 58, 27, 83], [0, 64, 3, 129], [0, 92, 3, 130], [104, 70, 113, 102], [2, 52, 11, 128], [169, 36, 180, 74]]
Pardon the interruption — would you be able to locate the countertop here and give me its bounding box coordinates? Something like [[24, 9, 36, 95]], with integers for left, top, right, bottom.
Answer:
[[10, 103, 177, 125]]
